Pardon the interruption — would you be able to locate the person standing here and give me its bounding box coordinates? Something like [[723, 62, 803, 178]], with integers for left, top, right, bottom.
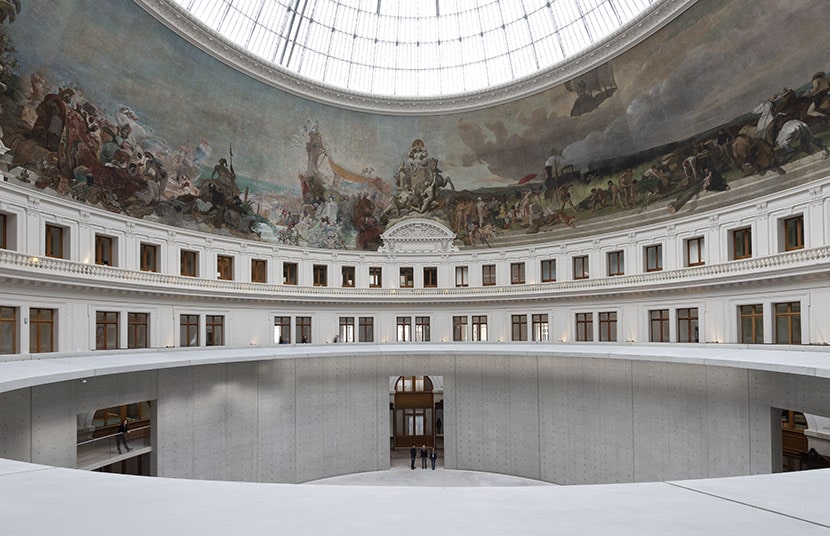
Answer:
[[116, 419, 132, 454], [430, 448, 438, 470], [410, 445, 417, 470], [420, 445, 428, 469]]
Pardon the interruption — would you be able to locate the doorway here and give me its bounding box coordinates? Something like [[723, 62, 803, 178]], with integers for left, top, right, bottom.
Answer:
[[390, 376, 443, 466]]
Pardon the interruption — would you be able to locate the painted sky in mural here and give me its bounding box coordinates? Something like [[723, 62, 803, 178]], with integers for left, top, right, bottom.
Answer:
[[1, 0, 829, 250]]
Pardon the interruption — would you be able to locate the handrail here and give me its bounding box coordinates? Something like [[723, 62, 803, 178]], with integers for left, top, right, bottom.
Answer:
[[77, 424, 152, 447]]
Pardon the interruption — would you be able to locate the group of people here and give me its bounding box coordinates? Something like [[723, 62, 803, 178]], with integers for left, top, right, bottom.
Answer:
[[410, 445, 439, 470]]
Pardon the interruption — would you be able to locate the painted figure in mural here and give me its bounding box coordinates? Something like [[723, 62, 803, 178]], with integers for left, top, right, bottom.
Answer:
[[807, 72, 830, 118], [556, 183, 577, 213]]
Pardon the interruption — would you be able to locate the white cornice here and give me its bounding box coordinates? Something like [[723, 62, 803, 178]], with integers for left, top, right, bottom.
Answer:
[[133, 0, 698, 116]]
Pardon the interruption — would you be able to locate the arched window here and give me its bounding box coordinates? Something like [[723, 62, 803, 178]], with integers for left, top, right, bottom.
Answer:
[[394, 376, 433, 393]]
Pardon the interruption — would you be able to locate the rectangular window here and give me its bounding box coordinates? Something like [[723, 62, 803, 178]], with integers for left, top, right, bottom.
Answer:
[[358, 317, 374, 342], [453, 316, 468, 341], [45, 224, 64, 259], [532, 313, 549, 341], [127, 312, 149, 349], [415, 316, 431, 342], [180, 314, 199, 347], [217, 255, 233, 280], [784, 216, 804, 251], [576, 312, 593, 342], [423, 267, 438, 288], [0, 306, 18, 354], [732, 228, 752, 260], [472, 315, 488, 341], [283, 262, 298, 285], [95, 311, 119, 350], [95, 235, 114, 266], [541, 259, 556, 282], [739, 305, 764, 344], [511, 314, 528, 341], [573, 255, 589, 280], [399, 267, 414, 288], [206, 315, 224, 346], [645, 245, 663, 272], [140, 243, 159, 272], [339, 317, 355, 342], [482, 264, 496, 286], [774, 302, 801, 344], [341, 266, 355, 287], [29, 308, 55, 353], [510, 262, 526, 284], [296, 316, 311, 343], [251, 259, 267, 283], [607, 251, 624, 276], [649, 309, 670, 342], [686, 237, 705, 267], [677, 308, 699, 343], [369, 266, 382, 288], [455, 266, 469, 287], [274, 316, 291, 344], [180, 250, 197, 277], [0, 213, 6, 250], [598, 312, 617, 342], [313, 264, 327, 286], [397, 316, 412, 342]]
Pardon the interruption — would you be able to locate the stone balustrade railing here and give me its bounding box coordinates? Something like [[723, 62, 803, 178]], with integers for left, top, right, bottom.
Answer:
[[2, 246, 828, 303]]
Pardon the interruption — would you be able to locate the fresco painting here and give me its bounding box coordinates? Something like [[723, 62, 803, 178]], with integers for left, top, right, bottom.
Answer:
[[0, 0, 828, 250]]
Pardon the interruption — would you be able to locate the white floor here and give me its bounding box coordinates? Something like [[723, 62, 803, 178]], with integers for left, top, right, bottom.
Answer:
[[2, 458, 830, 536]]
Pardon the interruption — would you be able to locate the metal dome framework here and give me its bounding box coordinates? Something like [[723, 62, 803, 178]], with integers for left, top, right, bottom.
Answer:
[[170, 0, 657, 98]]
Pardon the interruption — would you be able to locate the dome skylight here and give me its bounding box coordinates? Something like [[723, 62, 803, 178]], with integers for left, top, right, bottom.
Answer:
[[170, 0, 656, 97]]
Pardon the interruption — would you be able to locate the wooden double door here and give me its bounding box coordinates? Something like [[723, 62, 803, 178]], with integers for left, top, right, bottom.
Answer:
[[393, 392, 434, 449]]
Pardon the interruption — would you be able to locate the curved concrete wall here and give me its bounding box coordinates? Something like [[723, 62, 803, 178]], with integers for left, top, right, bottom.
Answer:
[[3, 344, 830, 484]]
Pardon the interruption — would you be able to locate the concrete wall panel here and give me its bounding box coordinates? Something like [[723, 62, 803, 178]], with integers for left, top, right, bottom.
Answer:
[[0, 388, 31, 462]]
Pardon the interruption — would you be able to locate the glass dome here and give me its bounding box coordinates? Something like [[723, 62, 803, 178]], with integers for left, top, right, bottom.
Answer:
[[170, 0, 656, 97]]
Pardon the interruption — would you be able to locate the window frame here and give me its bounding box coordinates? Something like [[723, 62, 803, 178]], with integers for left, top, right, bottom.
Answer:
[[783, 215, 804, 251], [649, 309, 670, 342], [206, 315, 224, 346], [482, 264, 496, 286], [511, 314, 528, 341], [415, 316, 431, 342], [732, 227, 752, 260], [399, 267, 414, 288], [575, 312, 593, 342], [283, 262, 298, 285], [140, 243, 159, 272], [598, 311, 617, 342], [738, 304, 764, 344], [774, 302, 801, 344], [45, 224, 64, 259], [217, 255, 234, 281], [0, 306, 18, 354], [313, 264, 328, 287], [179, 314, 199, 347], [685, 236, 705, 267], [358, 316, 374, 342], [573, 255, 589, 280], [180, 250, 198, 277], [341, 265, 355, 288], [532, 313, 549, 342], [95, 234, 114, 266], [472, 315, 488, 341], [369, 266, 382, 288], [95, 311, 119, 350], [510, 262, 526, 285], [676, 307, 699, 343], [339, 316, 355, 342], [645, 244, 663, 272], [607, 251, 624, 276], [251, 259, 267, 283], [29, 308, 55, 353], [423, 267, 438, 288], [127, 312, 149, 349], [541, 259, 556, 282], [453, 315, 468, 341], [455, 266, 469, 287]]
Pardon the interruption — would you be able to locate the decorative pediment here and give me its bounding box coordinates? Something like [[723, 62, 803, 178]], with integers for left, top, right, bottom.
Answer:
[[378, 218, 459, 253]]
